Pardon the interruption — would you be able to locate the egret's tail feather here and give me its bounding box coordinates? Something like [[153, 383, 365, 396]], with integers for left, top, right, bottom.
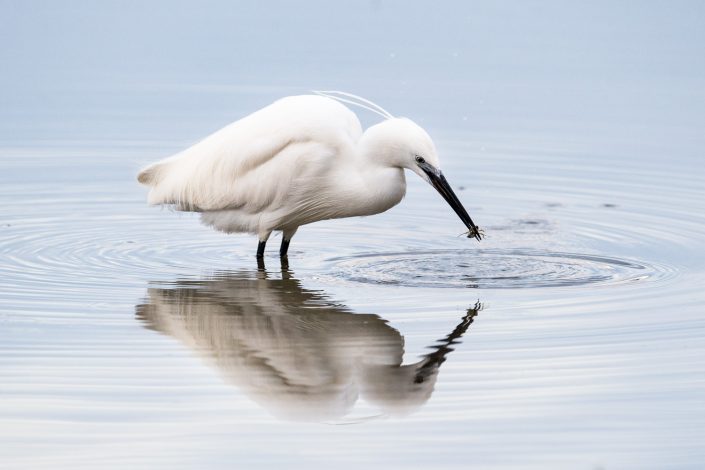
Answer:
[[137, 163, 164, 186]]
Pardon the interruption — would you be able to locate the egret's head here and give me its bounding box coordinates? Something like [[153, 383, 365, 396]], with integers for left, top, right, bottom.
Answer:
[[361, 117, 482, 241], [361, 118, 439, 175]]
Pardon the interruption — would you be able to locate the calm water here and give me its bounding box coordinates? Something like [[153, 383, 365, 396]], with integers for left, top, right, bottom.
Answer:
[[2, 2, 705, 469]]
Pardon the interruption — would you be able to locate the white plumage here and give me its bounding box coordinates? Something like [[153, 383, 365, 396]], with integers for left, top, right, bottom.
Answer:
[[138, 92, 481, 257]]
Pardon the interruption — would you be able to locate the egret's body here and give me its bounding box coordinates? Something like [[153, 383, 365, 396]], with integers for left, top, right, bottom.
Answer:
[[138, 93, 481, 257]]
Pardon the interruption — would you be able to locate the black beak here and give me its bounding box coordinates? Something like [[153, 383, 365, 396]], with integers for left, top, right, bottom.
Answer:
[[420, 162, 482, 241]]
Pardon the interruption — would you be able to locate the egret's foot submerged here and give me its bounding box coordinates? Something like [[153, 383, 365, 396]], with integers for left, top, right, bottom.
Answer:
[[255, 248, 290, 271]]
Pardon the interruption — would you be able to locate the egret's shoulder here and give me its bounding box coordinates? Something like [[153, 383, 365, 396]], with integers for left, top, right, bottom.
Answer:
[[235, 94, 359, 148], [272, 94, 359, 117]]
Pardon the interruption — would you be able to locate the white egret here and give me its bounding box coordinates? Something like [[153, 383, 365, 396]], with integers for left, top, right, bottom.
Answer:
[[137, 91, 482, 258]]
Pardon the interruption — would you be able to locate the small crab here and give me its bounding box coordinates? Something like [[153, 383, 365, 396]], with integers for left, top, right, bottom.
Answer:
[[465, 226, 485, 241]]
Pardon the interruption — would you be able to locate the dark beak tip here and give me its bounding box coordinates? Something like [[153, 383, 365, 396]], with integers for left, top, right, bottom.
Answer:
[[423, 164, 482, 241]]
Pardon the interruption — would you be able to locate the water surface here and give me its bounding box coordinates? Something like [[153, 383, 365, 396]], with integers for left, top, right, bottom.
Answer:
[[2, 1, 705, 469]]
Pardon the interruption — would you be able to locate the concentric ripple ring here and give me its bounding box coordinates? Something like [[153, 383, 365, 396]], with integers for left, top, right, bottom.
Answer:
[[326, 249, 671, 289]]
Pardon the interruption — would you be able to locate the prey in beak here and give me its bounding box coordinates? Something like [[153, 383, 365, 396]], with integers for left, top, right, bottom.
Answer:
[[416, 157, 483, 241]]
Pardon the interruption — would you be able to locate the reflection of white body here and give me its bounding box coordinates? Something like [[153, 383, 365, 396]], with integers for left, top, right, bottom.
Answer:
[[136, 92, 481, 256], [136, 271, 477, 422]]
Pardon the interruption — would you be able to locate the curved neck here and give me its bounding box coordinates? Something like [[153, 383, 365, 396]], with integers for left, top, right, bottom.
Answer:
[[356, 122, 405, 169], [333, 137, 406, 218]]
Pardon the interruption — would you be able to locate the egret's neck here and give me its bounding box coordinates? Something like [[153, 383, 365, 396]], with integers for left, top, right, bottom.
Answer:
[[336, 127, 406, 218], [357, 122, 406, 169]]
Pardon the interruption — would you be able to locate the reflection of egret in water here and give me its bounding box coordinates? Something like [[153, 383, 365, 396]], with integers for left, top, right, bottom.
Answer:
[[135, 267, 482, 422]]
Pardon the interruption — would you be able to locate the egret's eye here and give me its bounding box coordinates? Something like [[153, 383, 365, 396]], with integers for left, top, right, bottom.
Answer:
[[415, 156, 425, 164]]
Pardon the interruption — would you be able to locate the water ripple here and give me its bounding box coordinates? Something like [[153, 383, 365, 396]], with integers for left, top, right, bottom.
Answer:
[[325, 249, 674, 289]]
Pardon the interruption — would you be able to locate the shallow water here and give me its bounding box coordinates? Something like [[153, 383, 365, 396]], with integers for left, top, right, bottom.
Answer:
[[2, 2, 705, 469], [2, 130, 704, 469]]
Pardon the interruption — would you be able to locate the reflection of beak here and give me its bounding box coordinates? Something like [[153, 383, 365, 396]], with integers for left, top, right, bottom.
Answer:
[[419, 162, 482, 241]]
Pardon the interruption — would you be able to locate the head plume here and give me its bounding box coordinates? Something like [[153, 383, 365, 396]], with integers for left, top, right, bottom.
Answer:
[[313, 90, 395, 120]]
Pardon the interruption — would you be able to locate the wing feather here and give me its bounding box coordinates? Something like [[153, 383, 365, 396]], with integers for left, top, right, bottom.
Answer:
[[137, 95, 362, 212]]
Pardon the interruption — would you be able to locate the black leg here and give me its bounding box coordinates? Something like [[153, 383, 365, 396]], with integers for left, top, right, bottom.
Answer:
[[279, 237, 291, 258], [256, 240, 267, 258]]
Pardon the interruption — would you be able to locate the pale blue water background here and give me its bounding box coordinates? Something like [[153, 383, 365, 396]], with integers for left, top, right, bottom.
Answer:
[[1, 1, 704, 469]]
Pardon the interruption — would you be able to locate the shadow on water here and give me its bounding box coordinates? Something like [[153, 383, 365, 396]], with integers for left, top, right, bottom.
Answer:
[[135, 264, 482, 423]]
